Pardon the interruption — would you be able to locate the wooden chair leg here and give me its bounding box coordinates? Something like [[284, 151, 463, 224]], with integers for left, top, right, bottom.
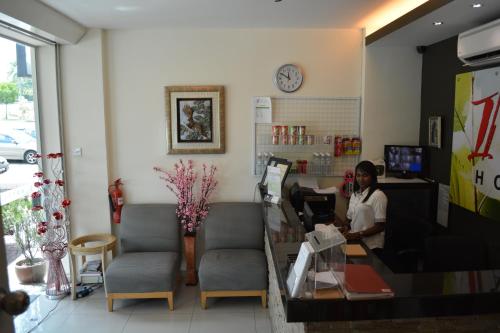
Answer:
[[167, 292, 174, 311], [261, 290, 267, 308], [201, 291, 207, 309], [107, 296, 113, 312]]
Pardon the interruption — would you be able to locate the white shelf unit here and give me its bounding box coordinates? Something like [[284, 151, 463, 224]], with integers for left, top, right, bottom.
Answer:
[[253, 97, 361, 177]]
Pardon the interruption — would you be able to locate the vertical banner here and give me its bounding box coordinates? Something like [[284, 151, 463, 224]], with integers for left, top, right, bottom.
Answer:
[[451, 67, 500, 221]]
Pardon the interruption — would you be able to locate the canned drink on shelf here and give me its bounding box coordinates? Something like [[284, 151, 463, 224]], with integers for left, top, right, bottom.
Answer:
[[290, 135, 298, 145], [342, 136, 352, 154], [280, 125, 289, 136], [272, 135, 279, 145], [272, 125, 280, 136], [306, 135, 315, 145], [298, 126, 306, 136], [334, 135, 343, 157], [297, 135, 304, 145], [290, 126, 299, 136], [323, 135, 332, 144], [351, 136, 361, 155], [281, 134, 289, 145]]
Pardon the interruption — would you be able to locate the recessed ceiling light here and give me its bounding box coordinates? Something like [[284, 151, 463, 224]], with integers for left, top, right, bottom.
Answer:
[[472, 3, 483, 8], [274, 0, 282, 2], [433, 21, 443, 26]]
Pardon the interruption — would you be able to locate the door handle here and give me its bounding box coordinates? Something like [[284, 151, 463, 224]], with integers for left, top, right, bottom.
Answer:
[[0, 288, 30, 316]]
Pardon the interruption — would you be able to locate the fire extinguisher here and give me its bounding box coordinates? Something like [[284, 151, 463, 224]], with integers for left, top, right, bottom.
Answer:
[[108, 178, 124, 224]]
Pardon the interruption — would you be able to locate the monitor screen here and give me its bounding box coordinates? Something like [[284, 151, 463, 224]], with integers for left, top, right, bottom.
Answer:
[[384, 145, 424, 174]]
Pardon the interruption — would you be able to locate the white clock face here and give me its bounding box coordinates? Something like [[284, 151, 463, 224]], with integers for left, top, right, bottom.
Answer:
[[274, 64, 303, 93]]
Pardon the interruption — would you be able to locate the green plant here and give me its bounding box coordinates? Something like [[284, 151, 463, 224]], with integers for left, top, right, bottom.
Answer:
[[0, 82, 19, 115], [3, 197, 41, 265]]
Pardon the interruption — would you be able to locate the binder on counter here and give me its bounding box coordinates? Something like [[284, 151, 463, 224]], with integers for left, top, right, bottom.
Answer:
[[343, 264, 394, 300], [344, 244, 367, 257]]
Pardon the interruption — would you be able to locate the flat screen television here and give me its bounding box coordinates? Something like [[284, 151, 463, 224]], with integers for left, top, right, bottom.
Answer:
[[384, 145, 424, 178]]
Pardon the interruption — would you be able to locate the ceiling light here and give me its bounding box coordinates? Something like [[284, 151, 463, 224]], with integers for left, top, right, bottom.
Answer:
[[472, 3, 483, 8], [433, 21, 443, 26], [274, 0, 282, 2]]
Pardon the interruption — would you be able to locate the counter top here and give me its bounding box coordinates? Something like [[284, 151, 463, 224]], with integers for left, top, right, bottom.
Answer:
[[263, 201, 500, 322]]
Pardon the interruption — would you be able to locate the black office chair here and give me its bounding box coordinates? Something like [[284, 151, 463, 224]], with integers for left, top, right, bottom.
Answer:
[[381, 213, 432, 273], [423, 235, 489, 272]]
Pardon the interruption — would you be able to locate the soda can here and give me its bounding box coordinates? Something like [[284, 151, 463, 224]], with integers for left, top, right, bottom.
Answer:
[[323, 135, 332, 144], [298, 126, 306, 135], [306, 135, 315, 145], [272, 125, 280, 136], [334, 135, 343, 157], [342, 136, 352, 154], [272, 135, 279, 145], [290, 126, 299, 136], [297, 135, 304, 145], [281, 134, 289, 145], [280, 125, 289, 136], [351, 136, 361, 155], [290, 135, 298, 145]]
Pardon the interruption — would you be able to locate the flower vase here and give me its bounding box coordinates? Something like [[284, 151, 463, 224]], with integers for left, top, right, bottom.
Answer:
[[183, 234, 197, 285], [42, 243, 71, 299]]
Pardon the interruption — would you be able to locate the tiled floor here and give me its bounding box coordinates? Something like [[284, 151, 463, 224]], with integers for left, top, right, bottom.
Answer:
[[14, 283, 273, 333]]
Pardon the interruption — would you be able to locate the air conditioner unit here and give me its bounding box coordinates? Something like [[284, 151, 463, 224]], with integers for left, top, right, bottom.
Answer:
[[458, 18, 500, 67]]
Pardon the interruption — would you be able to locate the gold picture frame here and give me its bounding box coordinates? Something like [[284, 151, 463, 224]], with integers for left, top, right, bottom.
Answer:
[[165, 85, 225, 154]]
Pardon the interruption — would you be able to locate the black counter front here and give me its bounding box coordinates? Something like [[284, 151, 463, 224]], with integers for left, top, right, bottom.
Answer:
[[263, 201, 500, 323]]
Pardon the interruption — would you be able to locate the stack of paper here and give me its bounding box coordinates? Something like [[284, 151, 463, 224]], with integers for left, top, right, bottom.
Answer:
[[343, 264, 394, 300]]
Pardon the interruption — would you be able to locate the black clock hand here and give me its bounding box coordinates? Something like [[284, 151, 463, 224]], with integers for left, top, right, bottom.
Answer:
[[287, 72, 290, 80], [279, 73, 288, 80]]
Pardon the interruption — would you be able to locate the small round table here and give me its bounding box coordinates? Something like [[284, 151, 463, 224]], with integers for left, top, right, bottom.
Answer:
[[69, 233, 117, 300]]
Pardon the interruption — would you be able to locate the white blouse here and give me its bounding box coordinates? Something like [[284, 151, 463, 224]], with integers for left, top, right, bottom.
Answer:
[[346, 188, 387, 249]]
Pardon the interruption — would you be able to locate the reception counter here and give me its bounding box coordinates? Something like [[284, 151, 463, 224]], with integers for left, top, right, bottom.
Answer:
[[263, 201, 500, 332]]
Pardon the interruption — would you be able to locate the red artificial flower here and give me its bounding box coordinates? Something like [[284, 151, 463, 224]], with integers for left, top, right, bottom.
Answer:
[[37, 226, 47, 235], [43, 179, 51, 185], [34, 153, 43, 158], [55, 179, 64, 186], [34, 172, 44, 178], [61, 199, 71, 208], [47, 153, 57, 159], [53, 211, 63, 220], [38, 221, 48, 227], [55, 153, 63, 158], [31, 205, 44, 211], [31, 192, 41, 199]]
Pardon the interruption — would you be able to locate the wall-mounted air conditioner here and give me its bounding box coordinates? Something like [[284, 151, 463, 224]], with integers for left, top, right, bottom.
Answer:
[[458, 18, 500, 67]]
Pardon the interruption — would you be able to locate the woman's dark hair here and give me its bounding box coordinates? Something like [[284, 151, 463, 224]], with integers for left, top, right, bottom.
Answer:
[[353, 160, 378, 203]]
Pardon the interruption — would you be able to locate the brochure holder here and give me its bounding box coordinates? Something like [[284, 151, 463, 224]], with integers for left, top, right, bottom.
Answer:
[[305, 226, 346, 292]]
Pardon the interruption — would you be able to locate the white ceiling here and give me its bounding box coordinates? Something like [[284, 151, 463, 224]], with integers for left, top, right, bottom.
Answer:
[[38, 0, 395, 30], [372, 0, 500, 47]]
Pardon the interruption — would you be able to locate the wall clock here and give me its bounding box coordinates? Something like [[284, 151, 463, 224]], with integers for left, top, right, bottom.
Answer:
[[274, 64, 303, 93]]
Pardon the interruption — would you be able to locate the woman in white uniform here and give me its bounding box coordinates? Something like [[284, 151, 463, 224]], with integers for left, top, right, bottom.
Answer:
[[343, 160, 387, 250]]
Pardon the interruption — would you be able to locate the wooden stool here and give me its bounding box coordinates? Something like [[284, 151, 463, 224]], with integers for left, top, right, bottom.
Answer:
[[69, 233, 117, 300]]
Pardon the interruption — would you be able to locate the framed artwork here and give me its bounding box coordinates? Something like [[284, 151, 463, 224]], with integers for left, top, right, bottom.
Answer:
[[165, 85, 225, 154], [428, 116, 441, 148]]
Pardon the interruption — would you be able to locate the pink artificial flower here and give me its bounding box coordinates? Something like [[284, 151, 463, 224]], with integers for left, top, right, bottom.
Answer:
[[31, 192, 41, 199], [61, 199, 71, 208], [55, 179, 64, 186], [53, 211, 63, 220], [34, 153, 43, 158], [43, 179, 51, 185], [34, 182, 43, 187], [34, 172, 44, 178]]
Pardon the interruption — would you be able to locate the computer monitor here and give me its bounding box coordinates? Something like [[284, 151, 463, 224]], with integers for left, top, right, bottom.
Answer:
[[384, 145, 424, 178]]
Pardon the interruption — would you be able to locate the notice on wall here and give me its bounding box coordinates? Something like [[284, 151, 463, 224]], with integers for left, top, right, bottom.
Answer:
[[253, 96, 272, 123], [437, 183, 450, 228]]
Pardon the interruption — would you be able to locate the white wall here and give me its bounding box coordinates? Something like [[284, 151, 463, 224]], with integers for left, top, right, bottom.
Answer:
[[105, 29, 363, 205], [60, 29, 111, 236], [362, 45, 422, 160]]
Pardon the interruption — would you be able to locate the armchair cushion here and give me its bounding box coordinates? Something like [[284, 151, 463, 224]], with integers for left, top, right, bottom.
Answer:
[[106, 252, 180, 293], [204, 202, 263, 251], [199, 249, 267, 291]]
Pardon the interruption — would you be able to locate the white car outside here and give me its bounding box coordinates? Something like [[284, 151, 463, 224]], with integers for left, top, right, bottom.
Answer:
[[0, 130, 38, 164], [0, 156, 9, 173]]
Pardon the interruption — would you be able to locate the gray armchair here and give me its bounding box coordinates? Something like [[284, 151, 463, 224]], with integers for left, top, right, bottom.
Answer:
[[105, 204, 180, 311], [198, 202, 267, 309]]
